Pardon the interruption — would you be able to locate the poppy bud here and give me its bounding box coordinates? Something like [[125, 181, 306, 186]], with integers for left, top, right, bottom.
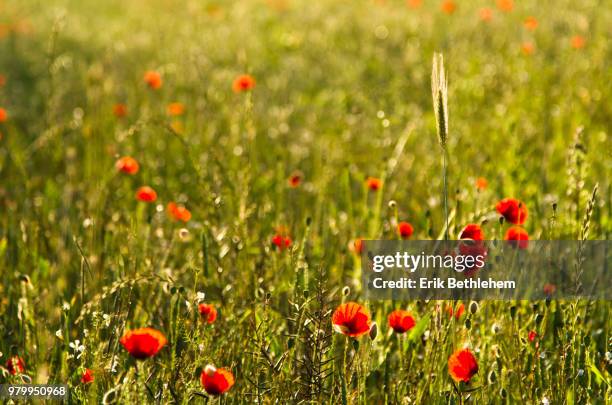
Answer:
[[369, 322, 378, 341], [535, 314, 544, 325]]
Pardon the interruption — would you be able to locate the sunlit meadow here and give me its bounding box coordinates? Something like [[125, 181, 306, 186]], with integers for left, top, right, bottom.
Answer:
[[0, 0, 610, 403]]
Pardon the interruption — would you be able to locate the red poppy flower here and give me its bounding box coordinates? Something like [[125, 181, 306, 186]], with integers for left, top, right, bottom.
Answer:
[[232, 74, 255, 93], [448, 348, 479, 383], [113, 103, 128, 118], [366, 177, 382, 191], [457, 240, 488, 276], [521, 42, 535, 56], [406, 0, 422, 9], [353, 238, 364, 255], [115, 156, 139, 175], [136, 186, 157, 203], [144, 70, 162, 89], [6, 355, 25, 375], [528, 331, 538, 342], [167, 202, 191, 222], [543, 283, 556, 296], [475, 177, 488, 190], [332, 302, 372, 337], [81, 368, 94, 384], [524, 16, 538, 31], [198, 303, 217, 324], [288, 172, 302, 188], [459, 224, 484, 241], [440, 0, 456, 14], [119, 327, 167, 359], [496, 198, 528, 225], [496, 0, 513, 12], [388, 310, 416, 333], [0, 107, 7, 123], [571, 35, 586, 49], [479, 8, 493, 22], [397, 222, 414, 239], [167, 102, 185, 116], [200, 364, 235, 396], [0, 74, 5, 86], [447, 303, 465, 320], [271, 234, 292, 251], [504, 226, 529, 249]]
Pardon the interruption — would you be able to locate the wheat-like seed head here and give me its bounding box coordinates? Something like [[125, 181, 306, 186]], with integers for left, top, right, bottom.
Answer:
[[431, 53, 449, 149]]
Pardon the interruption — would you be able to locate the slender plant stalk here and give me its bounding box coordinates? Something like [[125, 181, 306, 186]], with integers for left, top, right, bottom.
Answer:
[[442, 150, 449, 241], [432, 53, 450, 241]]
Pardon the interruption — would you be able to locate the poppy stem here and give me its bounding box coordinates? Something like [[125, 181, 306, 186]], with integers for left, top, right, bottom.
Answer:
[[341, 339, 348, 405], [443, 149, 449, 242]]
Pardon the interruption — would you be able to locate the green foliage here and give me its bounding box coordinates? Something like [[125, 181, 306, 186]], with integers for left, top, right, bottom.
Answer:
[[0, 0, 610, 403]]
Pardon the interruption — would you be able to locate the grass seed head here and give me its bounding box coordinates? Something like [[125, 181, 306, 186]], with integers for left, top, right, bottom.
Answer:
[[431, 53, 449, 149]]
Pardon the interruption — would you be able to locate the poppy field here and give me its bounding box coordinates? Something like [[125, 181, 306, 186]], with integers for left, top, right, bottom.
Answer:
[[0, 0, 610, 403]]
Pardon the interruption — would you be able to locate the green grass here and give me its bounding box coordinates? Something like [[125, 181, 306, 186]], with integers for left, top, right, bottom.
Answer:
[[0, 0, 610, 403]]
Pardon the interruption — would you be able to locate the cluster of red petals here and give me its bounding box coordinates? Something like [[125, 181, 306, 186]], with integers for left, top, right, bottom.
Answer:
[[353, 238, 364, 255], [81, 368, 94, 384], [479, 8, 493, 22], [167, 102, 185, 116], [136, 186, 157, 203], [475, 177, 488, 190], [448, 348, 479, 383], [440, 0, 456, 14], [528, 330, 538, 342], [496, 198, 528, 225], [198, 303, 218, 324], [397, 222, 414, 239], [232, 74, 255, 93], [144, 70, 162, 89], [0, 107, 8, 122], [524, 16, 538, 31], [406, 0, 422, 9], [332, 302, 372, 337], [522, 42, 535, 56], [388, 310, 416, 334], [113, 103, 128, 118], [115, 156, 140, 175], [543, 283, 556, 296], [571, 35, 586, 49], [288, 172, 302, 188], [457, 239, 488, 277], [459, 224, 484, 241], [505, 226, 529, 249], [200, 365, 235, 395], [271, 233, 292, 251], [496, 0, 513, 12], [447, 303, 465, 320], [366, 177, 382, 191], [167, 202, 191, 222], [6, 355, 25, 375], [120, 328, 167, 359]]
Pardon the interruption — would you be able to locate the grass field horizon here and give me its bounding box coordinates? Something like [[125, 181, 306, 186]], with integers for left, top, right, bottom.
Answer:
[[0, 0, 610, 403]]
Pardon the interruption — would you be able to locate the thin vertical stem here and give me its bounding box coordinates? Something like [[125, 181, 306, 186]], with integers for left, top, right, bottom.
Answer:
[[443, 149, 449, 242]]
